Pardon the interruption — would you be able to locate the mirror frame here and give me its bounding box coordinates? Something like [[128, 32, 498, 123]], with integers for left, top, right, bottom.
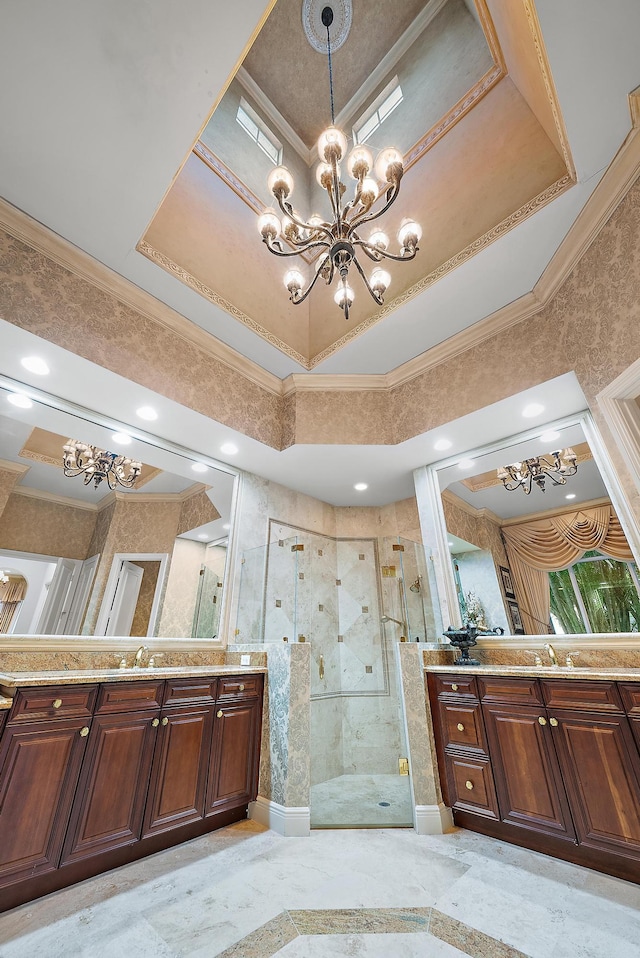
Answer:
[[0, 373, 241, 645], [414, 409, 640, 635]]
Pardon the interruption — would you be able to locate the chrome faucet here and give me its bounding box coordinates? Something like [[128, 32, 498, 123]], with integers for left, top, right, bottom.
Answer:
[[133, 645, 149, 668], [544, 643, 559, 667]]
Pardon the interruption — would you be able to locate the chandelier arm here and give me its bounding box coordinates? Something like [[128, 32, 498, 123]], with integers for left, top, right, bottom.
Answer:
[[352, 241, 383, 263], [290, 260, 330, 306], [347, 180, 401, 233], [263, 236, 331, 258], [351, 255, 384, 305], [273, 195, 334, 243], [352, 239, 418, 263], [330, 158, 344, 233]]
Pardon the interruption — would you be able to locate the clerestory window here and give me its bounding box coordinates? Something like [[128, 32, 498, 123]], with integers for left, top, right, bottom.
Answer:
[[353, 78, 403, 145], [236, 98, 282, 165]]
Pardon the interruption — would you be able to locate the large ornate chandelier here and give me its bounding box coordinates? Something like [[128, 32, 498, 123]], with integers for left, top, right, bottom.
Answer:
[[62, 440, 142, 490], [257, 5, 421, 320], [497, 449, 578, 495]]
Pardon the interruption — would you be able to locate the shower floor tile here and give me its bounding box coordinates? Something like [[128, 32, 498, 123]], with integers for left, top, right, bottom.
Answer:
[[310, 773, 413, 827]]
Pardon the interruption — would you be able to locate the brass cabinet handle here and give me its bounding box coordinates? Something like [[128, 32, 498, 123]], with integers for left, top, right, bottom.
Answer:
[[549, 717, 558, 727], [239, 684, 245, 692], [451, 684, 458, 691], [217, 710, 223, 719], [465, 780, 474, 790], [151, 718, 159, 727], [80, 726, 89, 737], [53, 698, 62, 709], [538, 716, 547, 726], [161, 717, 168, 726], [457, 723, 465, 732]]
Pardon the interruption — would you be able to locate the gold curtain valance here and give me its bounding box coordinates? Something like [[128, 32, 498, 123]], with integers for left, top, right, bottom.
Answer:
[[501, 505, 634, 634], [0, 575, 27, 604], [502, 505, 633, 571]]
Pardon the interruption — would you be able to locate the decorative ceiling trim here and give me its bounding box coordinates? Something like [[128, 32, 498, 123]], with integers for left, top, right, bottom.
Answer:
[[441, 488, 502, 526], [307, 171, 574, 369], [282, 373, 388, 395], [136, 240, 310, 370], [0, 459, 29, 476], [500, 495, 612, 527], [522, 0, 575, 179], [10, 485, 99, 512], [0, 198, 283, 398]]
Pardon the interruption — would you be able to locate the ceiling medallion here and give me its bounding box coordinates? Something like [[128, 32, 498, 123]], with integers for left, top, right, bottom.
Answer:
[[497, 449, 578, 495], [302, 0, 352, 54], [258, 5, 421, 320], [62, 439, 142, 490]]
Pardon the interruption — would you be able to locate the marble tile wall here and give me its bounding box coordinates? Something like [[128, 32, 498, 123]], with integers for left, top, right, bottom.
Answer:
[[454, 549, 509, 632]]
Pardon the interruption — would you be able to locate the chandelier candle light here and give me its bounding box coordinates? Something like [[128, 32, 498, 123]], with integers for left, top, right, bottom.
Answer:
[[497, 448, 578, 495], [257, 5, 420, 319], [62, 440, 142, 490]]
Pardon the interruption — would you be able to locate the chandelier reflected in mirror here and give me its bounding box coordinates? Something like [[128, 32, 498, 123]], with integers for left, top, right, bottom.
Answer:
[[257, 5, 421, 320], [62, 440, 142, 490], [497, 449, 578, 495]]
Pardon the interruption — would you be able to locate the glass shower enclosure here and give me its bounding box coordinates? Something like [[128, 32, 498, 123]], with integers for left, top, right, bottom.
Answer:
[[236, 525, 433, 828]]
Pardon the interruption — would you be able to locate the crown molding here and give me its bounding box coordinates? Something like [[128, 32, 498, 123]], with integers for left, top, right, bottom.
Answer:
[[11, 485, 99, 512], [282, 373, 388, 396], [0, 199, 283, 398], [441, 489, 502, 526], [500, 495, 611, 527], [0, 459, 29, 476]]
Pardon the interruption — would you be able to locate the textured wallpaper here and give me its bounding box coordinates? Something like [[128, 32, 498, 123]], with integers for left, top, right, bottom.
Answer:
[[0, 493, 97, 560]]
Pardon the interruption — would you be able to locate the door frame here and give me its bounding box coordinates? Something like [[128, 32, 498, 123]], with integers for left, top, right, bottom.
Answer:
[[95, 553, 169, 637]]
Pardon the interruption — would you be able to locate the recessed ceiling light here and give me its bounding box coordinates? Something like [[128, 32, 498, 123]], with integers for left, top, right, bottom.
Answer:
[[197, 533, 210, 540], [522, 403, 545, 418], [21, 356, 49, 375], [112, 432, 132, 445], [565, 494, 576, 500], [354, 482, 368, 491], [220, 442, 238, 456], [458, 459, 474, 470], [136, 406, 157, 421], [434, 439, 452, 451], [192, 463, 208, 473], [540, 430, 560, 443], [222, 523, 231, 530], [7, 393, 32, 409]]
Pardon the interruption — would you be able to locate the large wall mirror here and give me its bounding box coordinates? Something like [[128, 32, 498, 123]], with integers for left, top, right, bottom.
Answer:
[[0, 377, 238, 640], [419, 406, 640, 637]]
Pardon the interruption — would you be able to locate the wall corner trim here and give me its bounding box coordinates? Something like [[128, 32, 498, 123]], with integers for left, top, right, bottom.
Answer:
[[413, 803, 454, 835], [249, 797, 311, 836]]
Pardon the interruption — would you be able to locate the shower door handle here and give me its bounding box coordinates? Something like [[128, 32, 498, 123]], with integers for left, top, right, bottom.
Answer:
[[319, 655, 324, 680]]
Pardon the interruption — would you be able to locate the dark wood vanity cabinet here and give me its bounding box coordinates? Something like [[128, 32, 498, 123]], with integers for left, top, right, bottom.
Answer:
[[0, 673, 264, 911], [428, 672, 640, 883]]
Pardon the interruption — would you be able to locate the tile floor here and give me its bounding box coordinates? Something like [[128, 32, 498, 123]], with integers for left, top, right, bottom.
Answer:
[[0, 821, 638, 958], [310, 774, 414, 827]]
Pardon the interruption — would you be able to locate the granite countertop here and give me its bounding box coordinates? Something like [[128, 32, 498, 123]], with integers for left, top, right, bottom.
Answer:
[[0, 664, 267, 701], [424, 664, 640, 681]]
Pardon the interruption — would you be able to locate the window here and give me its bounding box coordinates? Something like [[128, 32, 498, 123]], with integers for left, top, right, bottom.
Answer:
[[236, 98, 282, 165], [353, 78, 403, 145], [549, 551, 640, 633]]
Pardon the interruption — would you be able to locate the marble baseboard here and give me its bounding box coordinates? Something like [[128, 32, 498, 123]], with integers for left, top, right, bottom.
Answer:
[[413, 803, 454, 835], [249, 796, 311, 837]]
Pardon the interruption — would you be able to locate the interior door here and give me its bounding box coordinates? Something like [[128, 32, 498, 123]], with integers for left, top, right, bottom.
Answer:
[[104, 560, 144, 636], [64, 554, 100, 634], [36, 558, 79, 634]]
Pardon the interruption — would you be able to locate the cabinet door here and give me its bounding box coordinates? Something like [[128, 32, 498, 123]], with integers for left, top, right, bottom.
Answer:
[[142, 706, 213, 837], [0, 718, 89, 886], [550, 708, 640, 860], [483, 704, 576, 841], [206, 700, 261, 815], [61, 709, 159, 864]]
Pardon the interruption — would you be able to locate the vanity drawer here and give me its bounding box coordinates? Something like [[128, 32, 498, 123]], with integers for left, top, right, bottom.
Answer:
[[542, 679, 623, 713], [432, 674, 478, 699], [95, 680, 164, 714], [438, 700, 486, 752], [445, 752, 499, 820], [618, 682, 640, 715], [217, 674, 262, 700], [478, 676, 543, 707], [163, 676, 217, 707], [8, 684, 97, 723]]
